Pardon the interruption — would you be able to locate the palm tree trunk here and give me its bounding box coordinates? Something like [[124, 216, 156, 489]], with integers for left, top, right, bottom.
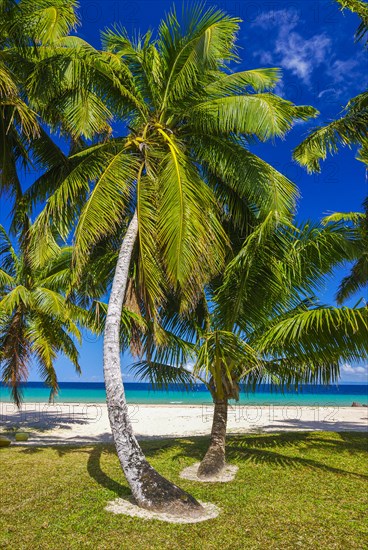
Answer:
[[103, 210, 203, 516], [197, 399, 228, 478]]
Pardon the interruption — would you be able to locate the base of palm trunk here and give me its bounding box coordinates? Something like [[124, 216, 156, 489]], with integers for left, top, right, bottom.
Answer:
[[197, 445, 227, 478], [105, 497, 220, 523], [180, 462, 238, 483], [133, 462, 204, 516]]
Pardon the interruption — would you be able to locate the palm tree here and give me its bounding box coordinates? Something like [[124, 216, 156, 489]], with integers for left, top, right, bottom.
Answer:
[[0, 0, 117, 230], [134, 214, 368, 478], [0, 221, 87, 406], [29, 6, 317, 514]]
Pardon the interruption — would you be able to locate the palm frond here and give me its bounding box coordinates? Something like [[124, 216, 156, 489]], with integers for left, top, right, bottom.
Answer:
[[190, 94, 318, 140], [158, 5, 240, 109], [293, 92, 368, 172], [0, 285, 33, 313], [204, 68, 281, 95], [0, 308, 30, 406], [193, 135, 298, 217], [337, 256, 368, 303], [132, 360, 196, 390], [336, 0, 368, 46], [156, 134, 226, 305], [255, 306, 368, 365], [73, 150, 141, 273]]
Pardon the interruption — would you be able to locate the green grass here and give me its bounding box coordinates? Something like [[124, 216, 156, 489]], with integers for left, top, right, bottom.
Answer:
[[0, 432, 367, 549]]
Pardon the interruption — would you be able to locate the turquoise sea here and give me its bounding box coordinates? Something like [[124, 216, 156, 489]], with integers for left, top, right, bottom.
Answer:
[[0, 382, 367, 406]]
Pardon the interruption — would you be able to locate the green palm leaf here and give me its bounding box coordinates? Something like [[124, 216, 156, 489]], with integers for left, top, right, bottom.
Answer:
[[293, 93, 368, 172], [156, 136, 226, 301], [158, 5, 240, 109], [190, 94, 318, 139]]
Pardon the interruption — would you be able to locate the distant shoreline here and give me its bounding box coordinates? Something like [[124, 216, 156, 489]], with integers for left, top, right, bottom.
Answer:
[[1, 381, 367, 408], [1, 401, 367, 408]]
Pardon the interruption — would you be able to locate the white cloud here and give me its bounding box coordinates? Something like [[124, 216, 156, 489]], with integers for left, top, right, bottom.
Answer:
[[318, 88, 338, 99], [326, 58, 360, 84], [251, 8, 365, 92], [252, 9, 331, 85], [256, 51, 273, 65], [341, 364, 368, 376], [252, 9, 299, 33]]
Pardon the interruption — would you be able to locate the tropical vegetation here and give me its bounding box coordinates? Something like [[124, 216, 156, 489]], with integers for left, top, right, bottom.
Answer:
[[23, 3, 320, 515], [323, 201, 368, 303], [0, 0, 367, 525], [133, 214, 368, 477], [294, 0, 368, 305], [294, 0, 368, 172], [0, 222, 85, 405]]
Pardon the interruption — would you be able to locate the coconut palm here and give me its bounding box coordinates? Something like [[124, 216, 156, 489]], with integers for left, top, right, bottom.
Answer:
[[0, 0, 118, 233], [0, 0, 77, 200], [133, 214, 368, 478], [0, 220, 87, 406], [28, 5, 318, 515]]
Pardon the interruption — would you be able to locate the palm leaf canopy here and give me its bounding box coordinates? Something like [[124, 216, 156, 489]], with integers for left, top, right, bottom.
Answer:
[[0, 220, 91, 405], [131, 215, 368, 398], [336, 0, 368, 46], [0, 0, 118, 214], [293, 92, 368, 173], [323, 199, 368, 303], [30, 5, 318, 314]]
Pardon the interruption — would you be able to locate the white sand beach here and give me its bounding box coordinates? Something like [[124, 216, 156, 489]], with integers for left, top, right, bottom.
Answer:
[[0, 402, 367, 445]]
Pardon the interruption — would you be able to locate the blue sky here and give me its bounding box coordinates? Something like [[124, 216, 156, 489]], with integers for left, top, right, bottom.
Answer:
[[1, 0, 367, 383]]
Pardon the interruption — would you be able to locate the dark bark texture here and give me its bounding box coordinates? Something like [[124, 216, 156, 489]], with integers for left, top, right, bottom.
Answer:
[[197, 399, 228, 478]]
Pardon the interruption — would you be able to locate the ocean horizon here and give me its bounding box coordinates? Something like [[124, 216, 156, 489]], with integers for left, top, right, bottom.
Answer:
[[1, 381, 367, 406]]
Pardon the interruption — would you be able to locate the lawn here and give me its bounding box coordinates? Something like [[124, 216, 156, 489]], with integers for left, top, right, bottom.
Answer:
[[0, 432, 367, 549]]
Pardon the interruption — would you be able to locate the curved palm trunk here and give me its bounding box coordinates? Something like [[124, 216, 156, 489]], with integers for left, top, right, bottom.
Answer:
[[103, 211, 202, 516], [197, 399, 228, 478]]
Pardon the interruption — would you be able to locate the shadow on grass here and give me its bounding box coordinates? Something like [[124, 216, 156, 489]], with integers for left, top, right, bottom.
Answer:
[[164, 432, 368, 480], [225, 445, 368, 479], [14, 432, 368, 495], [87, 446, 131, 498], [17, 443, 131, 497], [229, 431, 368, 452]]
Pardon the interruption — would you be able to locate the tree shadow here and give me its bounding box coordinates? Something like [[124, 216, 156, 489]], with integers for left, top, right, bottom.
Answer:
[[0, 404, 95, 432], [9, 433, 368, 494], [17, 443, 131, 498], [228, 431, 368, 453], [165, 433, 368, 480], [225, 443, 368, 480], [86, 445, 131, 498], [57, 444, 132, 498]]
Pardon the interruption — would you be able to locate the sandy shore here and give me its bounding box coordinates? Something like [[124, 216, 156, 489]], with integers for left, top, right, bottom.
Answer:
[[0, 401, 367, 445]]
